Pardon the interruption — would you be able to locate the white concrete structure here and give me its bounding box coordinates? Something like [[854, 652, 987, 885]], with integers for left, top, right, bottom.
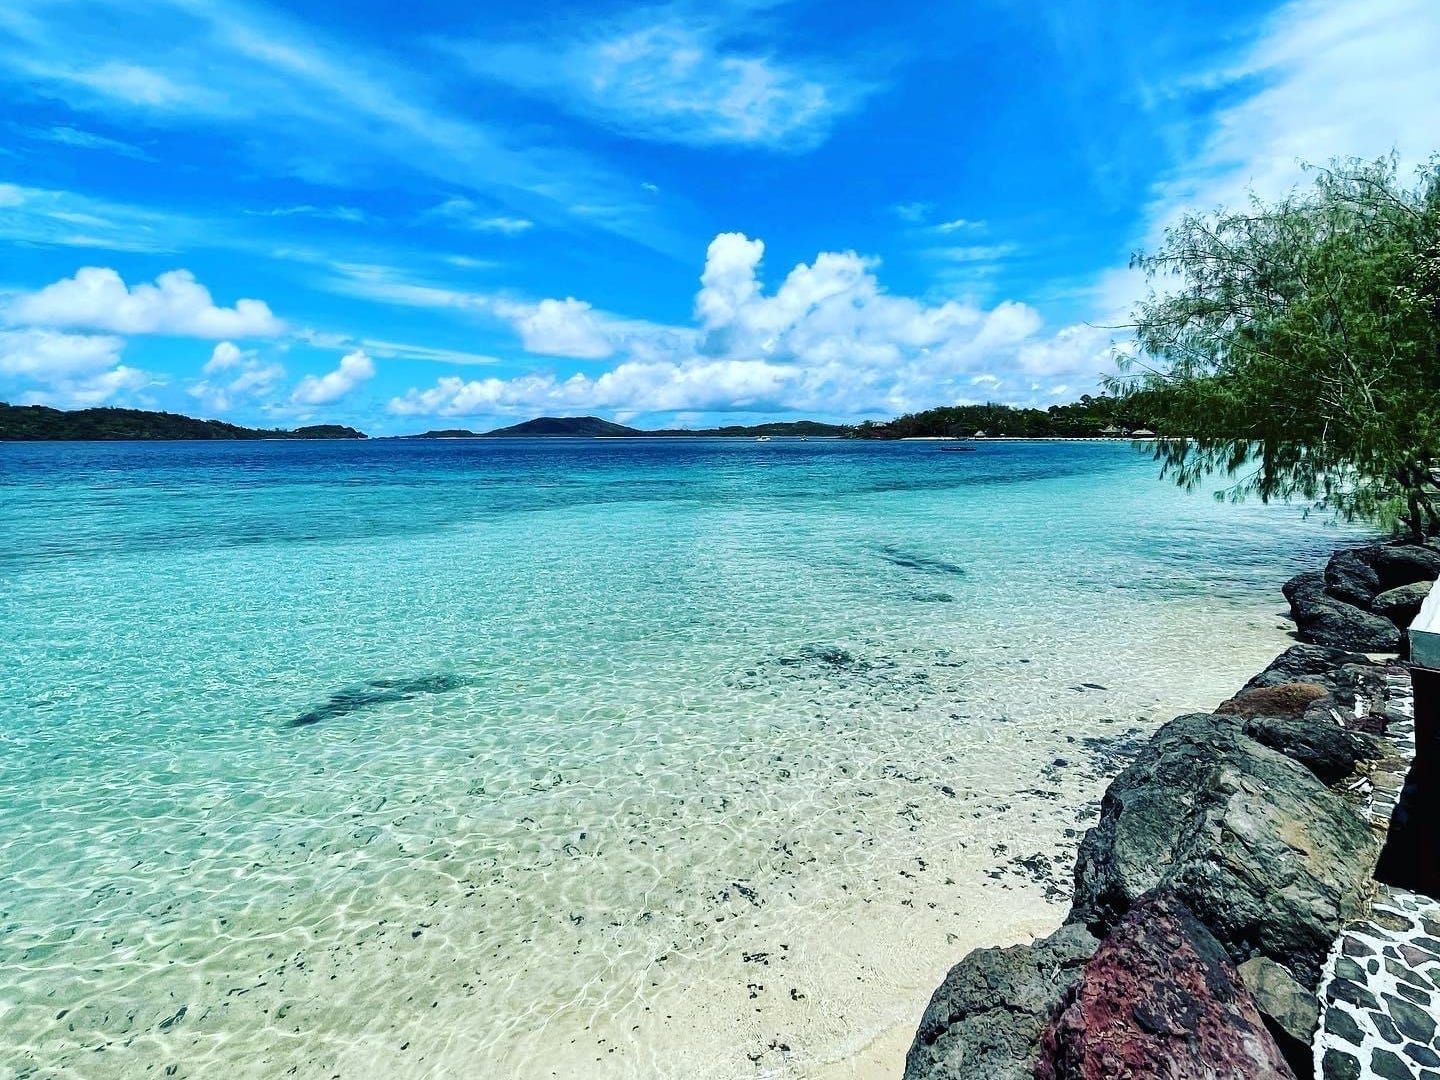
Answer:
[[1411, 577, 1440, 670]]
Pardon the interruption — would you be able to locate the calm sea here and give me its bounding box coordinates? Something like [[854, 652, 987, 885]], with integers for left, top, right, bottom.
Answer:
[[0, 438, 1361, 1079]]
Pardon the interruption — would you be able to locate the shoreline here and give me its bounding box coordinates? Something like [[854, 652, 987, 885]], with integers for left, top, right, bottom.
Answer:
[[902, 537, 1438, 1079]]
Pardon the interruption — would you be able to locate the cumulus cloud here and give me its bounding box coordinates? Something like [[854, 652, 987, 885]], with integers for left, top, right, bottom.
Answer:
[[188, 341, 286, 411], [496, 297, 616, 359], [0, 327, 126, 376], [0, 328, 155, 406], [291, 349, 375, 405], [20, 365, 154, 408], [7, 267, 285, 338], [389, 231, 1113, 421]]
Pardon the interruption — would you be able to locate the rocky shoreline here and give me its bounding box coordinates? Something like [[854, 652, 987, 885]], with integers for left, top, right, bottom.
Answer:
[[904, 540, 1440, 1080]]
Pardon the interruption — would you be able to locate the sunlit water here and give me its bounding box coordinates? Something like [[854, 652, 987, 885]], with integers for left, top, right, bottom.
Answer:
[[0, 438, 1363, 1079]]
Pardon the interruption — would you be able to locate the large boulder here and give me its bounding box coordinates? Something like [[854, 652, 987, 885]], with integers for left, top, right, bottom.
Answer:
[[1035, 892, 1295, 1080], [1371, 543, 1440, 591], [1319, 543, 1440, 610], [903, 922, 1097, 1080], [1283, 571, 1402, 651], [1067, 713, 1379, 986], [1372, 579, 1433, 627], [1239, 714, 1383, 785], [1325, 548, 1383, 609]]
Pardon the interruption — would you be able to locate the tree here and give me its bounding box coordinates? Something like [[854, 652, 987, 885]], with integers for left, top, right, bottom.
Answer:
[[1114, 156, 1440, 539]]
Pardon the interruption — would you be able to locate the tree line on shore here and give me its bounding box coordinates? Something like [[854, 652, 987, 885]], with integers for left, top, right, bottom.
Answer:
[[847, 391, 1167, 440]]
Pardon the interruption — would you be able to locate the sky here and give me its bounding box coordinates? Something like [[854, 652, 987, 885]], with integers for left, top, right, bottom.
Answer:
[[1, 0, 1439, 434]]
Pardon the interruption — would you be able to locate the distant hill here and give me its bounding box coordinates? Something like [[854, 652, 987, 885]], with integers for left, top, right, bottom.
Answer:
[[649, 420, 849, 437], [0, 403, 367, 441], [401, 416, 851, 438], [477, 415, 642, 437]]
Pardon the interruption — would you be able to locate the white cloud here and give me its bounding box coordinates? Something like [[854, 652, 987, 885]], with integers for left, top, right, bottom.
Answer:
[[291, 348, 375, 405], [497, 297, 616, 359], [20, 124, 154, 160], [0, 184, 179, 253], [389, 231, 1111, 422], [0, 328, 156, 407], [19, 365, 154, 408], [465, 19, 862, 150], [7, 268, 285, 338], [1149, 0, 1440, 233], [933, 218, 984, 233], [0, 0, 659, 248], [246, 204, 368, 223], [0, 328, 125, 376], [428, 198, 532, 234], [188, 341, 286, 411]]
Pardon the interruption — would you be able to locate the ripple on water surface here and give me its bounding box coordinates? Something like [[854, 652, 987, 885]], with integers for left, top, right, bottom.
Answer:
[[0, 439, 1363, 1078]]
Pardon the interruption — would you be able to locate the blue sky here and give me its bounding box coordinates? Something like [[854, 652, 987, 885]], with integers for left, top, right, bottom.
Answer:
[[2, 0, 1438, 433]]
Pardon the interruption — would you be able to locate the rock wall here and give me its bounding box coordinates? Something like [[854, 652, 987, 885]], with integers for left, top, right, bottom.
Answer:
[[904, 548, 1423, 1080]]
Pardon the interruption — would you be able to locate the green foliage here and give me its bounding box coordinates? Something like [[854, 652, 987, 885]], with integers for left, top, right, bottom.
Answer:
[[1115, 156, 1440, 539], [849, 392, 1164, 439]]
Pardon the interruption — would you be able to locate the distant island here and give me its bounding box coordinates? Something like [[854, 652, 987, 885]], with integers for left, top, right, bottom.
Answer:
[[404, 416, 851, 438], [0, 403, 367, 441], [0, 395, 1165, 442]]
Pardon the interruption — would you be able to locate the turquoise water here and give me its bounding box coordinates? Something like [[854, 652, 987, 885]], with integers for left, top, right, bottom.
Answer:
[[0, 439, 1359, 1079]]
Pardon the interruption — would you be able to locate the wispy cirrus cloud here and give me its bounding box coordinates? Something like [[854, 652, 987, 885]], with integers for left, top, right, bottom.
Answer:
[[456, 7, 870, 150], [1148, 0, 1440, 234], [0, 0, 668, 247]]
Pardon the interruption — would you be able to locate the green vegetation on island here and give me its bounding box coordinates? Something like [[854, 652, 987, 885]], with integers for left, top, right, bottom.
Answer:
[[1119, 156, 1440, 539], [0, 403, 367, 441], [846, 393, 1166, 439]]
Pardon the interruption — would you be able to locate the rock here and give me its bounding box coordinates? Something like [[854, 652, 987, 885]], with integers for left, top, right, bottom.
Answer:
[[1372, 544, 1440, 590], [1239, 955, 1320, 1072], [1240, 714, 1384, 785], [1326, 548, 1384, 609], [1374, 580, 1433, 626], [1034, 892, 1295, 1080], [1068, 713, 1379, 986], [1217, 682, 1330, 719], [903, 922, 1097, 1080], [1283, 571, 1402, 652], [1244, 644, 1374, 693]]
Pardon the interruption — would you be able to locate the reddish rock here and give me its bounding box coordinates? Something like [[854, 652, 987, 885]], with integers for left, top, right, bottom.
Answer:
[[1217, 681, 1329, 719], [1035, 893, 1296, 1080]]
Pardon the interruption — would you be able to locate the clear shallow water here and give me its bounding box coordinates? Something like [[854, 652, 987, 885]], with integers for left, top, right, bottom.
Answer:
[[0, 439, 1363, 1079]]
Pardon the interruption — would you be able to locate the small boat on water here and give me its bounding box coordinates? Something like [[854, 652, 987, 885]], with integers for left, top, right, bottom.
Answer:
[[939, 445, 978, 453], [755, 435, 771, 442]]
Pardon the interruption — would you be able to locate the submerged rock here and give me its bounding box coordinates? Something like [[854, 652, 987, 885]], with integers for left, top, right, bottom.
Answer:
[[1068, 712, 1379, 986], [1035, 892, 1295, 1080], [1283, 571, 1401, 652], [291, 672, 471, 726], [876, 544, 967, 576], [903, 922, 1097, 1080]]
